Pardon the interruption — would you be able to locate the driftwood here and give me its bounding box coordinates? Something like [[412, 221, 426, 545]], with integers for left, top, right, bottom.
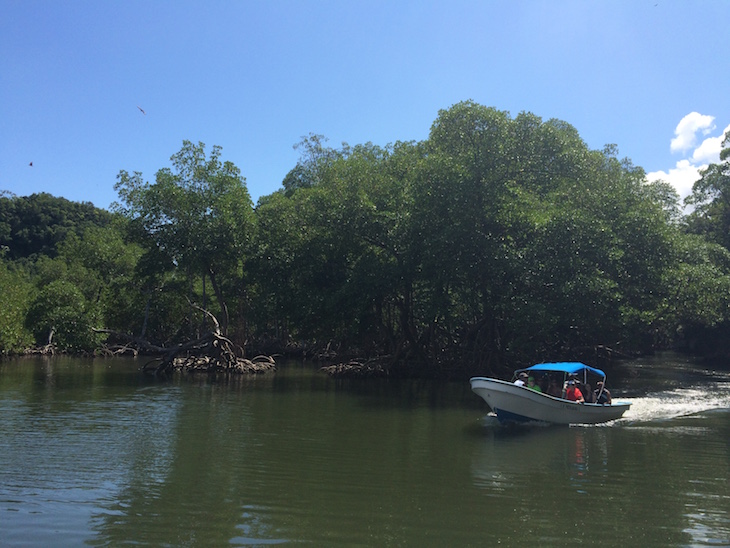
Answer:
[[94, 305, 275, 376], [168, 353, 276, 375], [23, 327, 57, 355], [23, 344, 56, 356], [320, 358, 389, 379]]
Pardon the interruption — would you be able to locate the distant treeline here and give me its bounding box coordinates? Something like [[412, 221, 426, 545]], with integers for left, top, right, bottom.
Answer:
[[2, 101, 730, 377]]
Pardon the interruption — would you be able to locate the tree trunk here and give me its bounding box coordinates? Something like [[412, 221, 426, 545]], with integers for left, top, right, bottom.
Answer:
[[208, 268, 229, 336]]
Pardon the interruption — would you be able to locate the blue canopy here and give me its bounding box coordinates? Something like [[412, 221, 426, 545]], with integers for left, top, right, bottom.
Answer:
[[520, 362, 606, 379]]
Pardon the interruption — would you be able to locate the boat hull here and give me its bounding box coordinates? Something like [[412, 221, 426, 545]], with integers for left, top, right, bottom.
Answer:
[[470, 377, 630, 425]]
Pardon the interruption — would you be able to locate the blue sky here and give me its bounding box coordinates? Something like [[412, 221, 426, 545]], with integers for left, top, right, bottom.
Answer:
[[2, 0, 728, 210]]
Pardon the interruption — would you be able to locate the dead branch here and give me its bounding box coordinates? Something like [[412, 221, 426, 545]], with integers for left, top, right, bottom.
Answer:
[[94, 323, 273, 377]]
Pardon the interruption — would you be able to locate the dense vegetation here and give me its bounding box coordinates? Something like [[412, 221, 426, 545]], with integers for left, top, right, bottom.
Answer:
[[2, 102, 729, 377]]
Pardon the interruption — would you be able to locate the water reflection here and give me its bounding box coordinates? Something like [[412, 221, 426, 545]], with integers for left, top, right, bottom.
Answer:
[[469, 404, 730, 545], [0, 357, 181, 546], [470, 422, 613, 497], [88, 380, 292, 547]]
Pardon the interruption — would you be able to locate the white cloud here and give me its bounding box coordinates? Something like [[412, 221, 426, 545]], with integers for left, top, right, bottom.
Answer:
[[692, 123, 730, 164], [646, 159, 704, 201], [670, 112, 715, 153], [648, 116, 729, 204]]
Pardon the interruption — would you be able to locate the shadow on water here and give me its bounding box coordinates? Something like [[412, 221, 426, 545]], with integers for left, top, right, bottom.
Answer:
[[463, 412, 559, 439]]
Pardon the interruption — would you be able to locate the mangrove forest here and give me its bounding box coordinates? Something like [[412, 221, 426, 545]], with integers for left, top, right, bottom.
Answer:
[[2, 101, 730, 378]]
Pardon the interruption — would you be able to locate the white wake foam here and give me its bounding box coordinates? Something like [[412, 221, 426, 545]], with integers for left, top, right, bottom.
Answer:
[[617, 383, 730, 423]]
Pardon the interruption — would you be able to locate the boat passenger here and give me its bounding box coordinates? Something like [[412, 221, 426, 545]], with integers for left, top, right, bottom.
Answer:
[[527, 376, 542, 392], [514, 372, 528, 386], [562, 374, 578, 398], [564, 380, 585, 403], [581, 382, 595, 403], [594, 381, 612, 404], [546, 378, 562, 397]]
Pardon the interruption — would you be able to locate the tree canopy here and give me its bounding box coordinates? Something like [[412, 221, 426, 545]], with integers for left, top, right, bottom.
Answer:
[[0, 192, 113, 261], [114, 140, 255, 337], [4, 103, 730, 372]]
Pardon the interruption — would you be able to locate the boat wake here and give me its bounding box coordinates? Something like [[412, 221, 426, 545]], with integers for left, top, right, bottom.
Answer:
[[477, 382, 730, 428], [616, 382, 730, 424]]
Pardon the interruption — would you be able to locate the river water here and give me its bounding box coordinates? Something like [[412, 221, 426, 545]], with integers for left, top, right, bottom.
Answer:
[[1, 354, 729, 546]]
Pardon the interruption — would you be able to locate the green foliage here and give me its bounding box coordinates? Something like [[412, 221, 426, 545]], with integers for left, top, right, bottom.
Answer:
[[25, 279, 103, 351], [0, 257, 34, 353], [0, 192, 113, 260], [251, 141, 418, 351], [6, 103, 729, 368], [57, 224, 144, 337], [114, 140, 256, 338], [0, 199, 129, 354], [250, 100, 729, 370], [685, 133, 730, 249], [282, 133, 349, 194], [675, 133, 730, 357]]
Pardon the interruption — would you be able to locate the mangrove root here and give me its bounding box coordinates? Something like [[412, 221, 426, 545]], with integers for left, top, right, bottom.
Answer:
[[320, 358, 388, 379]]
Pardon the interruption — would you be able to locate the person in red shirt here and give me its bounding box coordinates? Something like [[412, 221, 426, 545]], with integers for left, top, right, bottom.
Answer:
[[564, 380, 585, 402]]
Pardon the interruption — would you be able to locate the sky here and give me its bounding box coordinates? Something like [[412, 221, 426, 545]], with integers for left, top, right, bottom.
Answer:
[[2, 0, 728, 211]]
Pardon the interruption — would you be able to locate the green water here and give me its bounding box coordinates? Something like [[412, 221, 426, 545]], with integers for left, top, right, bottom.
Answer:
[[1, 355, 729, 546]]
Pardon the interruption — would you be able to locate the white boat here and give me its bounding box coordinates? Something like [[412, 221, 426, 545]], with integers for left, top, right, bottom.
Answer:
[[470, 362, 631, 425]]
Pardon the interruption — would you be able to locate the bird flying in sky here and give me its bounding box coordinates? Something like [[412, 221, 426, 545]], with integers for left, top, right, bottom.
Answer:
[[137, 106, 146, 115]]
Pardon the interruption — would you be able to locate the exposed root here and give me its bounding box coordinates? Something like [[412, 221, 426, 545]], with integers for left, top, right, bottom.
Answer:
[[171, 354, 276, 374], [320, 358, 388, 378]]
